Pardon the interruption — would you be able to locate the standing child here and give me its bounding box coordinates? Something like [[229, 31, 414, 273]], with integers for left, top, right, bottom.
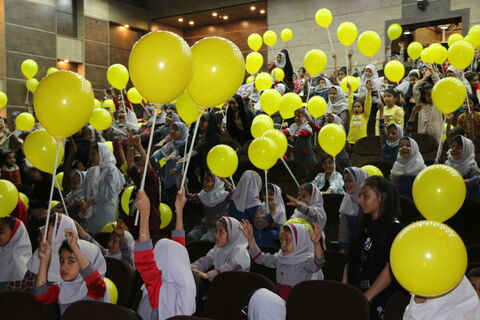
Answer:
[[375, 89, 405, 136], [326, 86, 349, 128], [379, 103, 404, 162], [1, 151, 21, 185], [64, 170, 87, 228], [347, 80, 372, 145], [311, 155, 345, 194], [287, 183, 327, 229], [282, 108, 316, 167]]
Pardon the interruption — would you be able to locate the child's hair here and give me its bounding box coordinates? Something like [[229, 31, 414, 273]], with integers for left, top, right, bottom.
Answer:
[[409, 70, 421, 79], [386, 123, 399, 133], [59, 240, 73, 255], [339, 66, 347, 75], [467, 267, 480, 279], [362, 176, 401, 219], [451, 135, 464, 147], [419, 84, 433, 104], [467, 93, 479, 107], [298, 67, 306, 74], [320, 154, 334, 165], [217, 218, 227, 232], [281, 225, 292, 233], [300, 183, 313, 196], [451, 127, 466, 138], [0, 216, 16, 229], [465, 72, 478, 83], [384, 89, 400, 105]]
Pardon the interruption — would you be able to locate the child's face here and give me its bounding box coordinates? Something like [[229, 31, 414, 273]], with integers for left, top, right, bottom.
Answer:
[[59, 249, 81, 282], [117, 109, 126, 122], [69, 174, 81, 191], [387, 127, 399, 143], [294, 111, 304, 125], [165, 106, 173, 115], [326, 113, 334, 123], [89, 147, 100, 166], [343, 172, 356, 195], [165, 114, 173, 126], [364, 68, 373, 78], [280, 229, 294, 255], [447, 70, 456, 77], [203, 176, 215, 192], [276, 54, 283, 63], [108, 233, 120, 254], [338, 70, 346, 80], [5, 153, 16, 166], [199, 118, 208, 131], [292, 73, 298, 82], [0, 222, 12, 247], [399, 139, 412, 159], [214, 222, 228, 247], [322, 158, 334, 174], [358, 185, 381, 215], [329, 88, 338, 101], [469, 276, 480, 298], [298, 68, 305, 78], [318, 79, 326, 87], [170, 124, 181, 139], [383, 92, 395, 106], [425, 89, 433, 104], [353, 101, 364, 115], [228, 99, 239, 111], [450, 141, 463, 160], [298, 188, 311, 204], [409, 76, 419, 86]]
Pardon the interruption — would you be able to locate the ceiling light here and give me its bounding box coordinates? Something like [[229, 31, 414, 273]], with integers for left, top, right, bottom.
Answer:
[[223, 15, 228, 20], [178, 18, 184, 22], [189, 21, 194, 25], [250, 6, 256, 11], [260, 9, 266, 14], [212, 12, 218, 17], [123, 24, 129, 28], [439, 26, 448, 30], [63, 59, 69, 63], [403, 31, 411, 35]]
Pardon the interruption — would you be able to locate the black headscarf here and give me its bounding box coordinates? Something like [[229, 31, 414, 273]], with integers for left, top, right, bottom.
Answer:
[[226, 94, 254, 145]]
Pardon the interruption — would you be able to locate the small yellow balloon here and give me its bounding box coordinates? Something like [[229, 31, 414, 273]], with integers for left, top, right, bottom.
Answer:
[[24, 130, 64, 174], [246, 76, 254, 84], [247, 33, 263, 51], [357, 31, 381, 58], [318, 123, 346, 157], [255, 72, 273, 91], [464, 33, 480, 48], [307, 96, 327, 119], [260, 89, 282, 115], [121, 186, 134, 215], [420, 47, 436, 64], [407, 41, 423, 60], [19, 192, 29, 210], [0, 92, 7, 108], [447, 40, 475, 70], [160, 203, 173, 229], [280, 28, 293, 42], [448, 33, 463, 47], [103, 99, 115, 110], [107, 64, 129, 90], [104, 277, 118, 304], [283, 218, 313, 232], [384, 60, 405, 82], [431, 77, 466, 114], [54, 172, 64, 191], [387, 24, 402, 41], [93, 99, 101, 109], [263, 30, 277, 47], [279, 92, 302, 119], [340, 76, 359, 93], [26, 78, 39, 93], [21, 59, 38, 79], [337, 22, 358, 47], [435, 45, 448, 64], [105, 141, 114, 153], [127, 87, 143, 104], [0, 179, 18, 217], [315, 8, 332, 28], [207, 144, 239, 178], [248, 137, 278, 170], [263, 129, 288, 159], [271, 68, 285, 82], [361, 165, 383, 176], [390, 221, 467, 297], [46, 67, 58, 75], [251, 114, 274, 138], [304, 49, 327, 76], [15, 112, 35, 131], [50, 200, 61, 210], [89, 108, 112, 131], [176, 91, 201, 125], [245, 52, 264, 74], [470, 24, 480, 37], [427, 43, 445, 63]]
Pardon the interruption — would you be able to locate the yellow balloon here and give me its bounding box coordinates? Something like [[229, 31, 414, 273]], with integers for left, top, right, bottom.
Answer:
[[26, 78, 39, 93], [104, 277, 118, 304], [448, 40, 475, 70], [307, 96, 327, 119], [281, 28, 293, 42], [361, 165, 383, 176], [387, 24, 402, 41], [19, 192, 29, 210], [94, 99, 101, 109], [304, 49, 327, 76], [0, 92, 7, 108], [260, 89, 282, 115], [318, 124, 346, 156], [54, 172, 64, 191], [129, 31, 192, 104], [34, 71, 94, 139], [176, 91, 201, 125], [262, 129, 288, 158], [247, 33, 263, 51], [160, 203, 173, 229], [357, 31, 381, 58], [15, 112, 35, 131], [21, 59, 38, 79], [245, 52, 264, 74], [207, 144, 238, 178], [420, 47, 436, 64], [337, 22, 358, 47], [435, 45, 448, 64], [412, 164, 466, 222], [89, 108, 112, 131], [24, 130, 64, 174], [50, 200, 61, 210], [248, 137, 278, 170], [106, 64, 129, 90], [384, 60, 405, 82], [103, 99, 115, 110], [432, 77, 466, 114], [105, 141, 114, 153], [246, 76, 254, 84], [464, 33, 480, 48], [448, 33, 463, 47], [315, 8, 332, 28], [255, 72, 273, 91], [279, 93, 302, 119], [407, 41, 423, 60], [0, 179, 18, 217], [390, 221, 467, 297], [251, 114, 274, 138], [46, 67, 58, 75], [271, 68, 285, 82], [127, 87, 143, 104], [188, 37, 245, 108], [263, 30, 277, 47], [470, 24, 480, 37], [340, 75, 359, 93], [284, 218, 313, 232], [427, 43, 445, 63], [121, 185, 134, 215]]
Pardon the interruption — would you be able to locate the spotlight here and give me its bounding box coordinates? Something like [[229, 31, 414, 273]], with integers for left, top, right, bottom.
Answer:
[[223, 15, 228, 20], [123, 24, 129, 28], [178, 18, 184, 22], [212, 12, 218, 17], [189, 21, 194, 25], [250, 6, 256, 11], [63, 59, 69, 63], [260, 9, 266, 14]]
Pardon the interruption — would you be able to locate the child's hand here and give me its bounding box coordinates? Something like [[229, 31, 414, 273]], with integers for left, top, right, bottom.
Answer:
[[64, 228, 79, 249], [115, 219, 126, 245], [347, 49, 353, 58], [378, 102, 384, 113], [332, 52, 337, 59], [309, 223, 323, 244], [413, 104, 423, 114], [192, 268, 210, 280], [346, 81, 352, 93], [240, 219, 254, 239], [175, 187, 187, 213], [135, 190, 151, 217], [38, 240, 51, 262], [366, 80, 373, 92], [74, 220, 88, 239], [132, 135, 141, 147], [286, 194, 300, 207]]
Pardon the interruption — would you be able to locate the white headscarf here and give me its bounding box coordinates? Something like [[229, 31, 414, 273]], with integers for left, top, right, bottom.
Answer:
[[211, 217, 250, 271], [292, 184, 327, 228], [58, 239, 107, 305], [447, 66, 472, 94], [0, 219, 32, 282], [231, 170, 262, 212], [391, 137, 426, 176], [339, 167, 368, 217], [85, 143, 117, 200], [326, 86, 348, 114], [198, 175, 229, 208], [359, 64, 382, 95], [27, 214, 78, 282], [160, 121, 188, 156], [386, 124, 404, 147], [275, 52, 286, 69], [269, 184, 286, 225], [445, 136, 479, 177], [65, 171, 86, 204], [403, 276, 480, 320], [248, 288, 286, 320], [287, 117, 312, 136], [276, 223, 314, 265]]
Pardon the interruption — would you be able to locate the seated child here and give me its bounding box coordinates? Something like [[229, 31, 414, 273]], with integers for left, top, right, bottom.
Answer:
[[1, 151, 21, 185], [245, 288, 286, 320], [287, 183, 327, 229], [253, 184, 287, 246], [375, 89, 404, 136], [311, 155, 345, 194], [379, 112, 404, 162], [282, 108, 316, 166]]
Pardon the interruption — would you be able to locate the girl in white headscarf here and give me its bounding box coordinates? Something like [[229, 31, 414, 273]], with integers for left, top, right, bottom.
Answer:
[[246, 288, 286, 320], [283, 108, 316, 166], [380, 122, 404, 162], [446, 65, 472, 94], [81, 142, 125, 234], [359, 64, 384, 101], [253, 184, 287, 246], [0, 217, 31, 291], [326, 86, 349, 127], [288, 183, 327, 229], [228, 170, 263, 223]]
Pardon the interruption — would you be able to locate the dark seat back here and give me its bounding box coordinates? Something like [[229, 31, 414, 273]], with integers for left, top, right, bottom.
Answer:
[[250, 245, 278, 284], [323, 194, 344, 248], [384, 291, 411, 320], [61, 300, 140, 320], [186, 241, 215, 263], [105, 257, 136, 308], [350, 136, 382, 167], [323, 250, 347, 282], [0, 291, 60, 320]]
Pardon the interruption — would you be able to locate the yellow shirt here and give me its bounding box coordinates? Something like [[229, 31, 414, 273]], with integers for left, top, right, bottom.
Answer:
[[375, 105, 404, 135], [347, 93, 372, 144]]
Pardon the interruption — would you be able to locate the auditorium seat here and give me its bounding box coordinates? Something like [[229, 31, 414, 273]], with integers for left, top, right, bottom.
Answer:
[[446, 199, 480, 247], [186, 240, 215, 263], [323, 250, 346, 282], [0, 291, 60, 320], [361, 160, 394, 179], [412, 133, 438, 163], [350, 136, 382, 167], [105, 257, 136, 308], [384, 291, 410, 320], [323, 194, 344, 248], [61, 300, 140, 320], [250, 245, 278, 284]]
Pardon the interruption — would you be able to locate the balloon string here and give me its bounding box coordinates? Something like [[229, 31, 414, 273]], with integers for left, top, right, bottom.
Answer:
[[54, 140, 69, 217], [229, 177, 236, 188], [326, 27, 334, 53], [371, 58, 383, 103], [43, 142, 61, 242], [120, 90, 129, 129], [280, 157, 300, 188], [182, 128, 190, 173], [466, 92, 471, 114], [140, 102, 151, 116], [134, 105, 158, 226], [264, 170, 269, 214], [435, 115, 446, 164], [333, 156, 336, 173], [306, 79, 313, 102], [179, 113, 202, 192], [0, 130, 16, 146], [345, 49, 348, 76]]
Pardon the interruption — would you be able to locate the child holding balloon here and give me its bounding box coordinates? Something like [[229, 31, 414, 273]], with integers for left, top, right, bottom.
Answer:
[[375, 89, 404, 136], [282, 108, 316, 166], [287, 183, 327, 228], [346, 80, 373, 145]]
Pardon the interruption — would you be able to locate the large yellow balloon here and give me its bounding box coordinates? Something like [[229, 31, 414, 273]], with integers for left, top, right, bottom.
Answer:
[[357, 31, 381, 58], [390, 221, 467, 297], [271, 68, 285, 82], [89, 108, 112, 131], [263, 30, 277, 47], [361, 165, 383, 176], [34, 71, 94, 140], [407, 41, 423, 60], [251, 114, 274, 138], [247, 33, 262, 51], [104, 277, 118, 304], [26, 78, 39, 93], [263, 129, 288, 159], [435, 45, 448, 64], [465, 33, 480, 48], [207, 144, 239, 178], [431, 77, 466, 114], [260, 89, 282, 115], [248, 137, 278, 170], [427, 43, 445, 63], [304, 49, 327, 76], [387, 24, 402, 41], [318, 124, 346, 156], [448, 33, 463, 47], [340, 75, 359, 93], [121, 185, 134, 215], [0, 179, 18, 217], [384, 60, 405, 82], [127, 87, 143, 104], [54, 172, 64, 191], [188, 37, 245, 107], [255, 72, 273, 91], [24, 130, 64, 174], [107, 64, 129, 90], [129, 31, 192, 104], [420, 47, 436, 64], [0, 92, 7, 108], [412, 165, 466, 222], [307, 96, 327, 119], [103, 99, 115, 110], [337, 22, 358, 47], [280, 28, 293, 42], [176, 91, 201, 125], [447, 40, 475, 70], [19, 192, 29, 210], [470, 24, 480, 37], [15, 112, 35, 131], [21, 59, 38, 79], [245, 52, 264, 74], [315, 8, 332, 28], [279, 93, 302, 119], [160, 203, 173, 229]]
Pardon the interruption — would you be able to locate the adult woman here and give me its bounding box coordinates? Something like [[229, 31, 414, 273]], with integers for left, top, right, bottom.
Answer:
[[226, 94, 254, 146]]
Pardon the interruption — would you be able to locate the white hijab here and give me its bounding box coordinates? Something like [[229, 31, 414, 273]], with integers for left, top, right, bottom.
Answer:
[[292, 184, 327, 228], [276, 223, 314, 266], [403, 276, 480, 320], [248, 288, 286, 320], [0, 219, 32, 282], [27, 214, 78, 282], [268, 184, 286, 225], [275, 52, 286, 69], [339, 167, 368, 217], [231, 170, 262, 212], [198, 175, 229, 208], [58, 239, 107, 305], [359, 64, 382, 95], [386, 124, 404, 147], [327, 86, 348, 114], [105, 230, 134, 260], [85, 143, 117, 201], [288, 117, 312, 136], [391, 137, 426, 176], [211, 217, 250, 271], [445, 136, 479, 177]]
